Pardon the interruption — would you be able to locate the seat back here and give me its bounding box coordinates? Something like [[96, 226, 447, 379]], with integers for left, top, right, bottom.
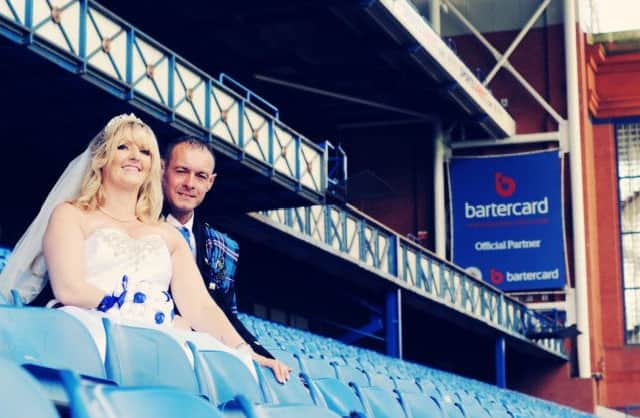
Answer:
[[270, 348, 302, 374], [0, 357, 59, 418], [190, 344, 265, 406], [300, 357, 336, 379], [441, 395, 466, 418], [334, 364, 369, 387], [367, 372, 396, 392], [311, 377, 367, 417], [0, 306, 105, 378], [64, 373, 223, 418], [102, 319, 199, 393], [261, 367, 316, 406], [394, 377, 422, 394], [398, 392, 445, 418], [355, 385, 408, 418], [252, 404, 343, 418]]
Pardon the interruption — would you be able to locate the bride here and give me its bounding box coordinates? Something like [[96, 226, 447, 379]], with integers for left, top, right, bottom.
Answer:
[[0, 113, 290, 383]]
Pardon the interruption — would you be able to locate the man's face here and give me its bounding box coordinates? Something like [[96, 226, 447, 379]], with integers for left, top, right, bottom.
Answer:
[[162, 143, 215, 218]]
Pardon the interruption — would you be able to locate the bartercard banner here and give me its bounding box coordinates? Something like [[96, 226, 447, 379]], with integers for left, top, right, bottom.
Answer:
[[448, 150, 566, 291]]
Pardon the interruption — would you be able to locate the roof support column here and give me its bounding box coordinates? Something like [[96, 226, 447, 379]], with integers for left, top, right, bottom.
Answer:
[[495, 335, 507, 388], [430, 0, 441, 34], [385, 288, 402, 359], [564, 0, 591, 379], [434, 121, 447, 258]]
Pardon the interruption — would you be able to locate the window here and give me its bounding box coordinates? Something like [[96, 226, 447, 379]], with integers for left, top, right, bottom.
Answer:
[[617, 122, 640, 343]]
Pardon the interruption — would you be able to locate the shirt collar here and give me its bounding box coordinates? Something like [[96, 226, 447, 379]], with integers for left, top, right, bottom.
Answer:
[[166, 213, 195, 231]]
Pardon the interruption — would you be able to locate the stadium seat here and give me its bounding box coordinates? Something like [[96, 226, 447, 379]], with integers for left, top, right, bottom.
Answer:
[[0, 357, 60, 418], [393, 377, 422, 394], [311, 377, 367, 417], [189, 344, 267, 407], [61, 371, 223, 418], [397, 392, 445, 418], [260, 366, 319, 406], [189, 343, 342, 417], [0, 306, 105, 378], [300, 356, 337, 379], [270, 348, 302, 374], [353, 385, 408, 418], [334, 364, 370, 387], [366, 372, 396, 392], [102, 318, 200, 394], [458, 393, 492, 418], [440, 395, 466, 418]]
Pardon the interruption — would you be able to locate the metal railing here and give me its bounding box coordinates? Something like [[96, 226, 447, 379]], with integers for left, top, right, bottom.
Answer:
[[254, 204, 566, 358], [0, 0, 334, 199]]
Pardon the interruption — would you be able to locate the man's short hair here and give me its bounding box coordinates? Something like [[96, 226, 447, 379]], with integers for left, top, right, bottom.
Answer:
[[163, 136, 216, 171]]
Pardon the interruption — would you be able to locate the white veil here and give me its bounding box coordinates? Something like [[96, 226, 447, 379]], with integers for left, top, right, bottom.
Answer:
[[0, 113, 143, 304]]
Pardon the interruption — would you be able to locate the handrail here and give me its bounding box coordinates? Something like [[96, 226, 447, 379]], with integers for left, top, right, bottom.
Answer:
[[219, 72, 280, 119], [253, 203, 567, 358], [0, 0, 336, 200]]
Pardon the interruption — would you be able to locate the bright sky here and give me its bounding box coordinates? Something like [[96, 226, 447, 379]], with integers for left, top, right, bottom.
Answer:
[[581, 0, 640, 33]]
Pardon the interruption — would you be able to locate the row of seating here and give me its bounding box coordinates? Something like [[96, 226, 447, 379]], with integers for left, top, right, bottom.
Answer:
[[240, 314, 595, 418], [0, 304, 340, 418], [0, 296, 594, 418]]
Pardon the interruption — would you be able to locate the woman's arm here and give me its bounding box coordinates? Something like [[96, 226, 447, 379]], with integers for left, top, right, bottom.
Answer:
[[43, 203, 104, 308], [167, 225, 291, 382]]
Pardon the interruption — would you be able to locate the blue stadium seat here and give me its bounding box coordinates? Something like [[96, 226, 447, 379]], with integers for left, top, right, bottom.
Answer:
[[458, 393, 492, 418], [189, 344, 268, 407], [61, 371, 223, 418], [417, 377, 443, 400], [393, 377, 422, 394], [311, 377, 367, 417], [366, 372, 396, 392], [189, 343, 342, 417], [0, 306, 105, 378], [102, 318, 199, 394], [299, 357, 337, 379], [353, 385, 408, 418], [0, 357, 60, 418], [270, 348, 302, 374], [397, 392, 445, 418], [334, 364, 369, 387], [260, 366, 319, 406], [440, 395, 466, 418]]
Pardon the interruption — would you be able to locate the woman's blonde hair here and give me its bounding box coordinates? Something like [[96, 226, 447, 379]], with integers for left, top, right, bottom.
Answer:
[[72, 115, 162, 223]]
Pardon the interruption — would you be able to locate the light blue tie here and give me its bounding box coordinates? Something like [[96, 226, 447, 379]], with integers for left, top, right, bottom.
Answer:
[[178, 226, 194, 253]]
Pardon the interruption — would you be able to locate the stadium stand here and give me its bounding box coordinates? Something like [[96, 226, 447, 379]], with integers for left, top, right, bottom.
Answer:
[[0, 0, 624, 414], [0, 288, 595, 417]]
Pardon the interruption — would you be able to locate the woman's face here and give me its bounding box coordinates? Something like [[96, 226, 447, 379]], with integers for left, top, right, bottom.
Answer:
[[102, 129, 153, 191]]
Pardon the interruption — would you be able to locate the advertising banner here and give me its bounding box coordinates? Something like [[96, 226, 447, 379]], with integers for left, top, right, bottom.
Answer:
[[448, 150, 566, 291]]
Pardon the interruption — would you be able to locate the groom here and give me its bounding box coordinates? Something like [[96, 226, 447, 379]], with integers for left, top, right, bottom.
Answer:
[[162, 137, 274, 359]]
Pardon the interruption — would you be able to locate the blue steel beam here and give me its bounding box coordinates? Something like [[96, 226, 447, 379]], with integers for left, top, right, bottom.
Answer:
[[254, 204, 567, 359], [0, 0, 337, 206], [496, 335, 507, 388]]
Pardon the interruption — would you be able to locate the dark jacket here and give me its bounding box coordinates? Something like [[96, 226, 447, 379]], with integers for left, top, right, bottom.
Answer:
[[193, 217, 274, 359]]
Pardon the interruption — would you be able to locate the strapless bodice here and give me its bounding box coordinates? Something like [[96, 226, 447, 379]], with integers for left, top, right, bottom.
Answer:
[[84, 228, 174, 326]]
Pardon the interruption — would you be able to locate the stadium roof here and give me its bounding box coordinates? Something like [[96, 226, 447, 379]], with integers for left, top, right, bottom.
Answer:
[[100, 0, 515, 140]]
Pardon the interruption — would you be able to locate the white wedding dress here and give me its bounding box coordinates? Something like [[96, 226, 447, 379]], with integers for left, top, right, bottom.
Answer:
[[60, 227, 256, 379]]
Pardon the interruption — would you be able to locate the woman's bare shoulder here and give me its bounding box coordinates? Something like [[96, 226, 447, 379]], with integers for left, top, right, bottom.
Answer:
[[152, 221, 182, 249], [49, 202, 84, 223]]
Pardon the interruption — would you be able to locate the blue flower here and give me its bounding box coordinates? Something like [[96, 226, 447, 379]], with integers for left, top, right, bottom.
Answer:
[[133, 292, 146, 304], [155, 312, 165, 324]]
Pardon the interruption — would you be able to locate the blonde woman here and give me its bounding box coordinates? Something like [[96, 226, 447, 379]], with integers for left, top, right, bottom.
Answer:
[[0, 114, 290, 383]]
